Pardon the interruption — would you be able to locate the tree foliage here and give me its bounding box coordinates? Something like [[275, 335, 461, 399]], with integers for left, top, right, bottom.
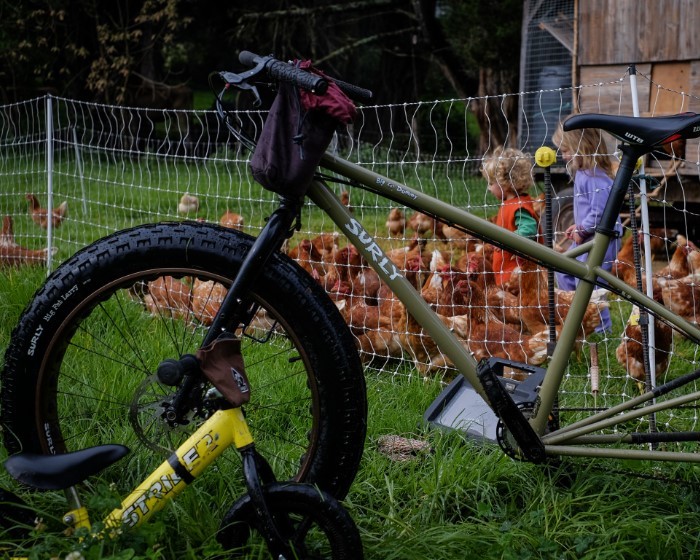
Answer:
[[0, 0, 192, 104], [0, 0, 523, 151]]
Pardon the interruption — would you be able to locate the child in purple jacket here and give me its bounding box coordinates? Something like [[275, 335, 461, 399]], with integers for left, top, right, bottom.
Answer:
[[552, 118, 622, 333]]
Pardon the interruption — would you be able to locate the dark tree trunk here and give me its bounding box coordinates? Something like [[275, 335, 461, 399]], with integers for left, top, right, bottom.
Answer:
[[471, 67, 520, 153], [411, 0, 477, 98], [412, 0, 519, 154]]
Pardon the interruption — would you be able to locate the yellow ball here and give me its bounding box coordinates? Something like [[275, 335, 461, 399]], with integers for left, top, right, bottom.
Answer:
[[535, 146, 557, 168]]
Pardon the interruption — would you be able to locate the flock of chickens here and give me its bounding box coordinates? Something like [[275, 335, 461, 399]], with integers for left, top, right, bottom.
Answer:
[[135, 192, 245, 325], [0, 194, 67, 266], [613, 231, 700, 381], [280, 211, 609, 378], [12, 190, 699, 382], [145, 193, 700, 383]]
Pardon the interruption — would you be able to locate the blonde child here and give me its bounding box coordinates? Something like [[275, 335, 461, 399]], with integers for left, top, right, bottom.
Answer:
[[552, 117, 622, 332], [481, 146, 540, 285]]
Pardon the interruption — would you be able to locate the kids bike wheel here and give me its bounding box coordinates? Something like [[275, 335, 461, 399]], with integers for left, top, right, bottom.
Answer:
[[1, 222, 367, 499], [217, 482, 363, 559]]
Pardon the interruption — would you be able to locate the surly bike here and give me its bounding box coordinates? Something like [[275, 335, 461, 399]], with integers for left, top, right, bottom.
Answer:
[[3, 49, 700, 555]]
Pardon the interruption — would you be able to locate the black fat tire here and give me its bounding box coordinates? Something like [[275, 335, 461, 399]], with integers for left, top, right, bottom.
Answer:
[[1, 222, 366, 498], [217, 482, 364, 559]]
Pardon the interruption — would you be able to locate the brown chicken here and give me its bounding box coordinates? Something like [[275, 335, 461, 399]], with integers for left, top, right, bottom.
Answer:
[[26, 194, 68, 229], [406, 211, 446, 241], [290, 239, 327, 282], [0, 215, 57, 267], [510, 257, 605, 336], [341, 297, 404, 363], [441, 224, 480, 252], [420, 250, 452, 305], [310, 232, 340, 263], [351, 264, 382, 304], [386, 237, 430, 289], [685, 239, 700, 273], [615, 305, 673, 382], [340, 190, 352, 213], [612, 234, 663, 302], [461, 249, 523, 328], [385, 208, 406, 237], [219, 211, 244, 230], [324, 245, 363, 300], [191, 278, 228, 325], [144, 276, 192, 321], [660, 274, 700, 325], [401, 279, 548, 376], [655, 234, 692, 281], [0, 216, 15, 248], [613, 234, 642, 286]]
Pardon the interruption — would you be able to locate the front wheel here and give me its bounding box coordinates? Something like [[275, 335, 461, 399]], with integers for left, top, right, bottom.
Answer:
[[217, 482, 364, 559], [1, 222, 367, 499]]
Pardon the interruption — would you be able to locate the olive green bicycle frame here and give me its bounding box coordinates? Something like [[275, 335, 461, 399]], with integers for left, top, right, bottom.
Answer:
[[313, 151, 700, 463]]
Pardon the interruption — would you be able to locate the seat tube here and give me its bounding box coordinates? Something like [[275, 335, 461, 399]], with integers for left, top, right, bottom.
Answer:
[[596, 146, 644, 237], [533, 145, 643, 434]]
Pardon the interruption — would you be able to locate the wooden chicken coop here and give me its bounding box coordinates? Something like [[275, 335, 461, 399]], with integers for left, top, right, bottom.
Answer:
[[520, 0, 700, 239]]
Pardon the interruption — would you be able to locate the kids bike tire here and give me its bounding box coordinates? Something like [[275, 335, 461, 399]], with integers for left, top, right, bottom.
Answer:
[[1, 222, 367, 499], [217, 482, 364, 559]]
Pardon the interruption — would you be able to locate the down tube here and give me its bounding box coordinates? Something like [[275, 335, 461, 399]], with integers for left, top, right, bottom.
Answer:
[[105, 408, 246, 528], [307, 181, 485, 396]]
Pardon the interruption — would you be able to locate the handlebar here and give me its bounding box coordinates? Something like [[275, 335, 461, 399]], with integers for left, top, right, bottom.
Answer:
[[239, 51, 328, 95], [238, 51, 373, 103]]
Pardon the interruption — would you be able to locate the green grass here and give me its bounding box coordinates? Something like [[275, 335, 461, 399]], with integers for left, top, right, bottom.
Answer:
[[2, 266, 700, 559]]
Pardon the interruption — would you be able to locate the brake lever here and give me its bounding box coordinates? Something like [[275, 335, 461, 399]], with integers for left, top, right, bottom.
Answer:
[[219, 62, 267, 106]]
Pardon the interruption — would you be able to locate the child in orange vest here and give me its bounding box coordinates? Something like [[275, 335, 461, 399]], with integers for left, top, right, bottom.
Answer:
[[481, 147, 540, 286]]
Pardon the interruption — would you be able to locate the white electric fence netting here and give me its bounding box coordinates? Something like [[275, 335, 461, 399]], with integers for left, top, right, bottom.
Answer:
[[1, 70, 700, 433]]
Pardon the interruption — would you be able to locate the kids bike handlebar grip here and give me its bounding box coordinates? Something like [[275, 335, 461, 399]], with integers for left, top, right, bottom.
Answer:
[[239, 51, 328, 94]]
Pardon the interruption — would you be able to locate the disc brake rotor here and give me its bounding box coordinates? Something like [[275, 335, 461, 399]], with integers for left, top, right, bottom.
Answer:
[[129, 375, 202, 455]]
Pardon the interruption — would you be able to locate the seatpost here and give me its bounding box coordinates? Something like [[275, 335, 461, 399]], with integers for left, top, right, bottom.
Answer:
[[595, 145, 646, 237], [201, 195, 303, 346]]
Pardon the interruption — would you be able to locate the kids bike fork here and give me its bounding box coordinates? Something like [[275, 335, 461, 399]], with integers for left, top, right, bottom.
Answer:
[[154, 194, 303, 417], [201, 194, 303, 346]]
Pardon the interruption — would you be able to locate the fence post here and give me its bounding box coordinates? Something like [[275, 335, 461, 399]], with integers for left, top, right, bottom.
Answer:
[[628, 65, 657, 387], [72, 127, 88, 214], [45, 94, 54, 272], [629, 65, 659, 441]]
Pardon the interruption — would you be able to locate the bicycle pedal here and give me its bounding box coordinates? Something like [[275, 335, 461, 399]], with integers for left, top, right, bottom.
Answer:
[[477, 358, 546, 463]]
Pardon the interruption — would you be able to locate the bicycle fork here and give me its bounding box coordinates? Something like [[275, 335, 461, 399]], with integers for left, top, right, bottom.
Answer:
[[201, 195, 302, 346], [157, 195, 302, 420]]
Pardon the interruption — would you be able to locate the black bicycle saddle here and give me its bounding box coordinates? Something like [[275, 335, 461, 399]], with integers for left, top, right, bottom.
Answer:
[[5, 444, 130, 490], [564, 112, 700, 149]]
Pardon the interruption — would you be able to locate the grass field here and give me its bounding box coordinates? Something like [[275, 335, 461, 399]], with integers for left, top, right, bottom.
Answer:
[[1, 259, 700, 559]]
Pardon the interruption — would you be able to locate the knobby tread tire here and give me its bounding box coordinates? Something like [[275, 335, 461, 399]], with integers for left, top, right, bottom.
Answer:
[[217, 482, 364, 559], [1, 221, 367, 498]]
